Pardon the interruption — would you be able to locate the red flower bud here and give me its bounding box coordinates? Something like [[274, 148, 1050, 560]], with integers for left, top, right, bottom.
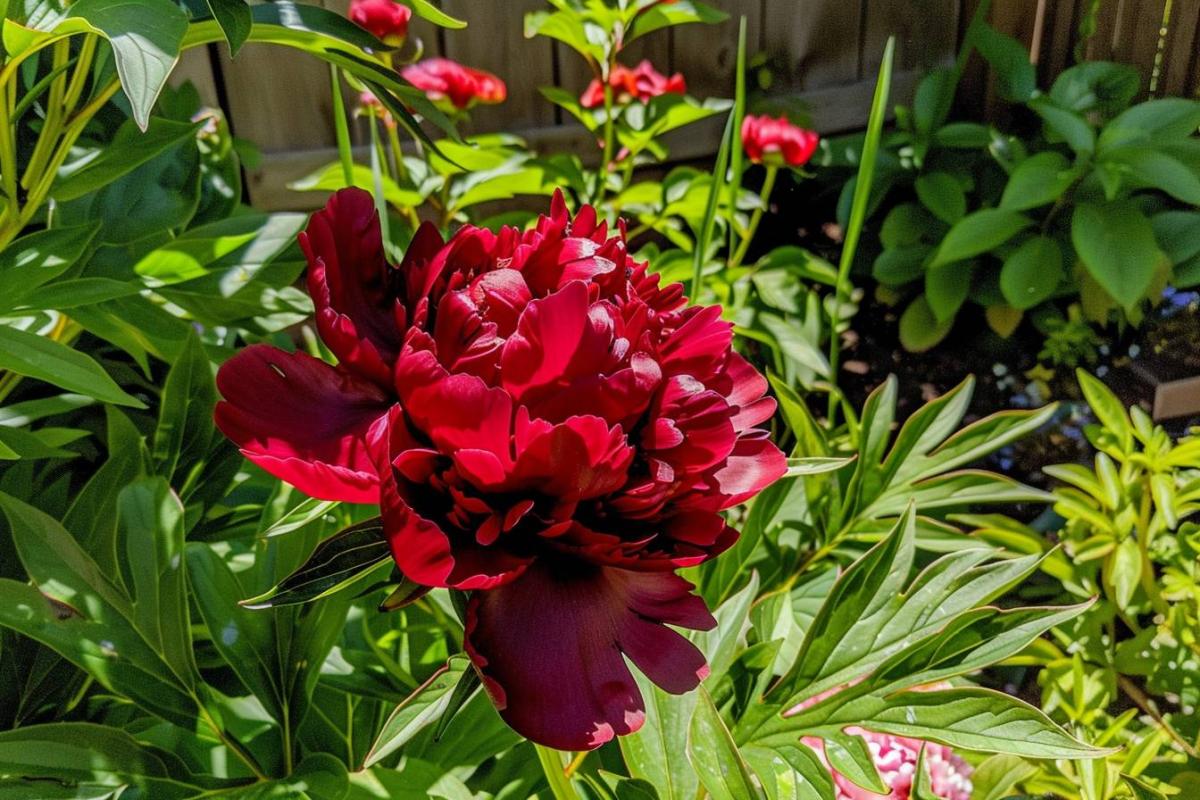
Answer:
[[741, 113, 820, 168], [349, 0, 411, 46]]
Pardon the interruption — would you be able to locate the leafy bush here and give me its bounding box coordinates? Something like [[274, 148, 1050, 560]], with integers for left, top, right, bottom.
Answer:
[[828, 10, 1200, 352]]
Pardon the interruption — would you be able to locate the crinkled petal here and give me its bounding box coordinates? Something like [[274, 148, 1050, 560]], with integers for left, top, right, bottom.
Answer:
[[215, 344, 390, 503], [464, 560, 713, 750], [301, 188, 402, 384]]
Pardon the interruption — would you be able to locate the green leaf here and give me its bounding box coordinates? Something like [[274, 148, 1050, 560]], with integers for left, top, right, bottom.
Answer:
[[1071, 201, 1162, 310], [973, 22, 1036, 102], [924, 260, 974, 323], [784, 456, 856, 477], [898, 295, 953, 352], [968, 754, 1038, 800], [1030, 98, 1096, 153], [240, 518, 391, 609], [0, 324, 143, 407], [626, 0, 727, 43], [1000, 152, 1079, 210], [19, 277, 141, 310], [771, 509, 1044, 708], [930, 208, 1032, 268], [1049, 61, 1140, 115], [408, 0, 466, 28], [0, 494, 198, 728], [66, 0, 189, 130], [1108, 536, 1142, 609], [0, 224, 99, 311], [1151, 210, 1200, 265], [290, 161, 425, 211], [775, 687, 1108, 760], [152, 330, 215, 485], [872, 244, 930, 286], [823, 732, 887, 794], [914, 172, 965, 224], [1000, 235, 1064, 309], [1099, 98, 1200, 150], [742, 743, 834, 800], [688, 688, 764, 800], [1104, 146, 1200, 205], [622, 674, 700, 800], [363, 655, 471, 767], [185, 543, 293, 725], [0, 723, 200, 798], [118, 478, 195, 686], [205, 0, 251, 55]]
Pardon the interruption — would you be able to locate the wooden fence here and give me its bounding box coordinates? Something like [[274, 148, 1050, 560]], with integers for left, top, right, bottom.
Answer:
[[170, 0, 1200, 211]]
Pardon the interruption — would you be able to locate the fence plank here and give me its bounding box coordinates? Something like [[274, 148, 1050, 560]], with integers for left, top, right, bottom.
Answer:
[[670, 1, 760, 100], [1160, 0, 1200, 96], [761, 0, 862, 91], [862, 0, 960, 78], [216, 0, 337, 152], [171, 47, 221, 108]]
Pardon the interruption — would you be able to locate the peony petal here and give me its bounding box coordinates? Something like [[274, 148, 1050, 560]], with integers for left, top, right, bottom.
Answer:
[[724, 353, 777, 430], [511, 413, 634, 500], [464, 559, 713, 750], [215, 344, 390, 503], [301, 188, 402, 384], [379, 408, 529, 590], [711, 435, 788, 508]]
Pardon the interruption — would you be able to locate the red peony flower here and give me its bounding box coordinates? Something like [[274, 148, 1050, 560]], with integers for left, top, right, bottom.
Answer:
[[580, 60, 687, 108], [215, 188, 786, 750], [401, 57, 507, 110], [741, 114, 820, 168], [349, 0, 412, 46]]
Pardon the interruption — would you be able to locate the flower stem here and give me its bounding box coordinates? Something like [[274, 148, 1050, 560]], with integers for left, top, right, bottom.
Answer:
[[329, 65, 355, 187], [729, 165, 777, 270], [596, 81, 615, 205], [534, 744, 583, 800]]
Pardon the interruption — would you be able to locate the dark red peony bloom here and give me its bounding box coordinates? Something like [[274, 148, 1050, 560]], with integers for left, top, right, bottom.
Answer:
[[215, 188, 785, 750], [349, 0, 412, 46], [580, 60, 687, 108], [401, 57, 507, 110], [741, 114, 820, 168]]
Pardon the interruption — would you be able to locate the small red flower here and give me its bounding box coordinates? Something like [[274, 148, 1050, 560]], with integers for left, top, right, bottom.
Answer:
[[401, 57, 507, 110], [741, 114, 820, 168], [349, 0, 412, 46], [580, 60, 687, 108], [215, 188, 785, 750]]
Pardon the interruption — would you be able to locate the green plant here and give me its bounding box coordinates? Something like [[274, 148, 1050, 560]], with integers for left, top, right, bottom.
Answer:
[[966, 370, 1200, 797], [828, 7, 1200, 352]]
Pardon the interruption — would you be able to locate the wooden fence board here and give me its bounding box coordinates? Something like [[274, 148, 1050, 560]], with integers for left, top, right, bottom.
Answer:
[[862, 0, 961, 77], [761, 0, 863, 90], [1160, 0, 1200, 96]]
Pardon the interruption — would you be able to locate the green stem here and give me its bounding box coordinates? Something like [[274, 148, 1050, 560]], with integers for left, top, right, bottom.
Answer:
[[826, 37, 894, 426], [597, 81, 615, 204], [62, 35, 96, 112], [2, 79, 120, 248], [21, 40, 72, 191], [1137, 478, 1170, 619], [197, 701, 269, 781], [534, 744, 583, 800], [729, 165, 777, 269], [329, 65, 355, 187]]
